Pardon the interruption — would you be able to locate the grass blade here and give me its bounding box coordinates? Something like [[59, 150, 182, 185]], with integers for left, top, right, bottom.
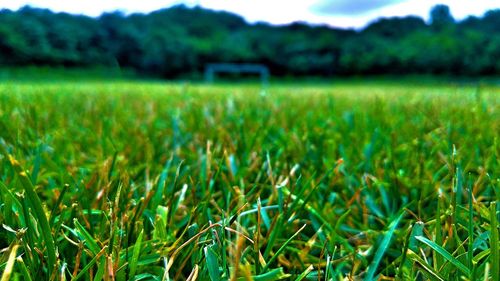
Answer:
[[71, 247, 108, 281], [0, 181, 25, 225], [364, 211, 404, 280], [467, 182, 474, 274], [7, 155, 57, 277], [406, 249, 445, 281], [415, 235, 470, 276], [237, 267, 290, 281], [490, 202, 499, 281], [435, 192, 443, 271], [15, 257, 33, 281], [186, 265, 199, 281], [74, 218, 101, 255], [409, 221, 424, 252], [1, 245, 19, 281], [129, 229, 144, 280], [293, 264, 313, 281], [262, 224, 307, 272], [204, 245, 221, 281]]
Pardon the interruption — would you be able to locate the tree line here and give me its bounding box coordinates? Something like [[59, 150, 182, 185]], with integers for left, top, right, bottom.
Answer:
[[0, 4, 499, 77]]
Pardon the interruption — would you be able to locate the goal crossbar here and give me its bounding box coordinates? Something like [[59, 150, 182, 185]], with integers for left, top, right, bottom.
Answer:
[[205, 63, 269, 86]]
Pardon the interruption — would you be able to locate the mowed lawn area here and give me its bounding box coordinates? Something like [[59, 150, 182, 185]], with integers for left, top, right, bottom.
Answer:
[[0, 81, 498, 280]]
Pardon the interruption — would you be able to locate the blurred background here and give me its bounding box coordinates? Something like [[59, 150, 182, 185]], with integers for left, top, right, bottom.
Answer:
[[0, 0, 499, 80]]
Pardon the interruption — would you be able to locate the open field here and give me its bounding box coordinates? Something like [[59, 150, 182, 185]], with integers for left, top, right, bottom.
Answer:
[[0, 81, 499, 280]]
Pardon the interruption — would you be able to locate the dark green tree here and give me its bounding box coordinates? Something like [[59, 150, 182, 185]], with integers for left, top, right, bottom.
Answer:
[[430, 4, 455, 29], [0, 4, 499, 77]]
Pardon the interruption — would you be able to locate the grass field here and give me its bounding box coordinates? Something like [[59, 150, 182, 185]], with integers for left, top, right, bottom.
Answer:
[[0, 81, 498, 280]]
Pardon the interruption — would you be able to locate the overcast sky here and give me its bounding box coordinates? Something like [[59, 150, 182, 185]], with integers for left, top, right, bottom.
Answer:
[[2, 0, 499, 28]]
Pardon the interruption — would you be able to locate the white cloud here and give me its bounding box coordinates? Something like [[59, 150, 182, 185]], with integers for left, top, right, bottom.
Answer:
[[199, 0, 312, 24], [312, 0, 403, 16]]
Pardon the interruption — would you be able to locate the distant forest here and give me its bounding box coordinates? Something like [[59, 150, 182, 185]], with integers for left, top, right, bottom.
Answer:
[[0, 5, 499, 77]]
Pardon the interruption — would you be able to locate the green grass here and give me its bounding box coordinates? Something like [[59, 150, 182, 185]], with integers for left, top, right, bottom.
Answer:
[[0, 80, 498, 280]]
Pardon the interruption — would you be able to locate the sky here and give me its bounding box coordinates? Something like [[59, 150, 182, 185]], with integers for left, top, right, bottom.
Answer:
[[1, 0, 499, 29]]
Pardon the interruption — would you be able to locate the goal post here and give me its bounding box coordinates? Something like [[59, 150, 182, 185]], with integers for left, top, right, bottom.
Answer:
[[205, 63, 269, 86]]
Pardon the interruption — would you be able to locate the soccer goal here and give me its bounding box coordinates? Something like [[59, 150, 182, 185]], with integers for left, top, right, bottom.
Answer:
[[205, 63, 269, 87]]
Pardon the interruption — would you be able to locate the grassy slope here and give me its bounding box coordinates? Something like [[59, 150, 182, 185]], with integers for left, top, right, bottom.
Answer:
[[0, 81, 498, 280]]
